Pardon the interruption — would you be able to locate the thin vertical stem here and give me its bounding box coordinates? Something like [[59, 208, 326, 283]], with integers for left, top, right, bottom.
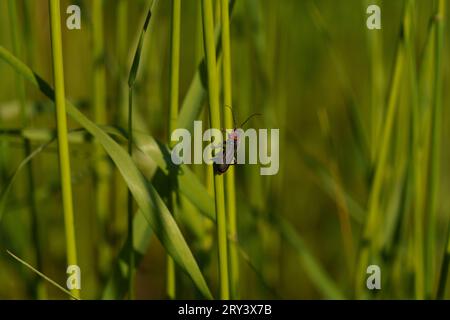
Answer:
[[365, 0, 385, 162], [116, 0, 128, 127], [166, 0, 181, 300], [113, 0, 128, 242], [9, 0, 46, 299], [23, 0, 37, 69], [202, 0, 230, 300], [25, 141, 46, 299], [117, 0, 128, 77], [48, 0, 79, 299], [92, 0, 108, 198], [404, 0, 425, 299], [433, 0, 446, 299], [127, 87, 135, 299], [92, 0, 107, 126], [8, 0, 26, 124], [92, 0, 111, 278], [221, 0, 238, 299], [356, 34, 405, 298]]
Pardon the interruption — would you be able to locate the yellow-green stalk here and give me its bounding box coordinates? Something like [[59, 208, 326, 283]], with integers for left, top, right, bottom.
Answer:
[[356, 28, 405, 298], [433, 0, 447, 299], [202, 0, 230, 300], [114, 0, 128, 241], [221, 0, 239, 299], [92, 0, 108, 216], [117, 0, 128, 78], [7, 0, 26, 124], [92, 0, 111, 276], [8, 0, 46, 299], [195, 1, 215, 279], [48, 0, 79, 299], [116, 0, 129, 126], [403, 0, 425, 299], [126, 90, 135, 300], [365, 0, 385, 162], [166, 0, 181, 300]]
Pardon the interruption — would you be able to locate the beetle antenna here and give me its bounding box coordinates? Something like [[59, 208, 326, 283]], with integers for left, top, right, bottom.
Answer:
[[224, 104, 237, 128], [240, 113, 261, 128]]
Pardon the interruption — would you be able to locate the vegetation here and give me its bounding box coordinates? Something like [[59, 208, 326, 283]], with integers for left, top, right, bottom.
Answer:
[[0, 0, 449, 300]]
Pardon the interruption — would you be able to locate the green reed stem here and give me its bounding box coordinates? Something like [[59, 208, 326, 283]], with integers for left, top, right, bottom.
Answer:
[[116, 0, 128, 126], [117, 0, 128, 77], [433, 0, 447, 299], [23, 0, 37, 69], [220, 0, 238, 299], [9, 0, 46, 299], [92, 0, 108, 190], [114, 0, 128, 244], [404, 0, 425, 299], [127, 87, 135, 299], [92, 0, 111, 277], [356, 25, 405, 298], [25, 140, 46, 299], [166, 0, 181, 300], [48, 0, 79, 299], [202, 0, 230, 300], [420, 22, 435, 299], [7, 0, 26, 124], [365, 0, 385, 162], [92, 0, 107, 124]]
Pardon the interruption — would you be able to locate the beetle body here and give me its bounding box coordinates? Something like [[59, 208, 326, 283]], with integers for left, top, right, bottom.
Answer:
[[212, 130, 240, 175], [212, 108, 260, 175]]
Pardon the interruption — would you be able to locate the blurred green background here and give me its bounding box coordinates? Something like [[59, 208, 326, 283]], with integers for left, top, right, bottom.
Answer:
[[0, 0, 449, 299]]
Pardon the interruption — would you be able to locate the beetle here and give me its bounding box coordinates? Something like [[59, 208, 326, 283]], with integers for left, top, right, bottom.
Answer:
[[212, 106, 261, 175]]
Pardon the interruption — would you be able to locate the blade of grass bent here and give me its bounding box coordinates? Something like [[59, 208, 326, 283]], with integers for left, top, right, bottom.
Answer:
[[127, 0, 157, 299], [0, 45, 213, 300], [6, 250, 80, 300]]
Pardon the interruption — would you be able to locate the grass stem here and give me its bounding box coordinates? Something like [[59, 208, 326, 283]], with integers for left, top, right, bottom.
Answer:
[[404, 0, 425, 299], [433, 0, 446, 299], [48, 0, 79, 299], [127, 87, 135, 299], [356, 18, 405, 298], [92, 0, 112, 279], [166, 0, 181, 300], [220, 0, 239, 299], [202, 0, 230, 300]]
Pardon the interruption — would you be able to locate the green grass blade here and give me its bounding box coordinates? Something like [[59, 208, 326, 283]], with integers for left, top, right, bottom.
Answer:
[[126, 1, 158, 299], [0, 45, 213, 300], [356, 10, 406, 297], [6, 250, 80, 300], [0, 129, 152, 300], [128, 2, 155, 88], [0, 127, 217, 225]]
